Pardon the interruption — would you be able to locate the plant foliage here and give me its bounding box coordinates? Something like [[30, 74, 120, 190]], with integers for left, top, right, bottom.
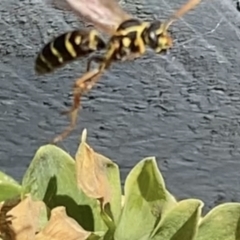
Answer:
[[0, 129, 240, 240]]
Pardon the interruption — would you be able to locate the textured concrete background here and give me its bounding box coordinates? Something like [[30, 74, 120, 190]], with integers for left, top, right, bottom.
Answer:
[[1, 0, 240, 210]]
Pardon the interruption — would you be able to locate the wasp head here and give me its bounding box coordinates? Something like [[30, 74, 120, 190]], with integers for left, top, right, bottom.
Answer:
[[145, 20, 173, 53]]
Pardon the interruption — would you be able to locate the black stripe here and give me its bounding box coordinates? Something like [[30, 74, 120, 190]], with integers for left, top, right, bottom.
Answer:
[[35, 30, 96, 74], [52, 33, 73, 62], [41, 42, 60, 68], [35, 54, 52, 74], [117, 19, 142, 31], [68, 31, 93, 57]]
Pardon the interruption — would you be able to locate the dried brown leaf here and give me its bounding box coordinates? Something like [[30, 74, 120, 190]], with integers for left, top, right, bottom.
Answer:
[[0, 196, 21, 240], [75, 129, 111, 206], [7, 194, 46, 240], [35, 206, 91, 240]]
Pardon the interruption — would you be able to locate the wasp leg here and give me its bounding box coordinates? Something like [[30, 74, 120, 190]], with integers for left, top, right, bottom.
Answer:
[[52, 69, 103, 143], [87, 55, 105, 71]]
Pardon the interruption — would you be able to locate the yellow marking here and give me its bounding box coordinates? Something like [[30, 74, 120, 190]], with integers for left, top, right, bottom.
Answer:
[[134, 37, 146, 54], [114, 22, 149, 57], [158, 36, 172, 50], [122, 37, 131, 48], [115, 22, 149, 37], [99, 42, 118, 71], [39, 54, 52, 69], [65, 33, 77, 58], [50, 41, 63, 63], [88, 29, 99, 50], [135, 23, 149, 48], [75, 35, 82, 45]]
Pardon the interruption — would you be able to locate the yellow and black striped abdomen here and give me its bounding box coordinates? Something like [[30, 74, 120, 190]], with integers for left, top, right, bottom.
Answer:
[[35, 29, 106, 75]]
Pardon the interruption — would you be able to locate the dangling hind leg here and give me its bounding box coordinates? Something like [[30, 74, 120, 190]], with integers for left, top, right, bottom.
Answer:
[[86, 55, 105, 71], [52, 69, 103, 143]]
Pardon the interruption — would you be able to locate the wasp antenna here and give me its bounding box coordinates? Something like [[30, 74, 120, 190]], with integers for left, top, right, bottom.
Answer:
[[163, 0, 203, 31], [174, 16, 223, 48]]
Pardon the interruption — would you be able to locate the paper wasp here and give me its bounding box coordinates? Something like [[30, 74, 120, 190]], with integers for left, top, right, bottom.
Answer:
[[35, 0, 203, 143]]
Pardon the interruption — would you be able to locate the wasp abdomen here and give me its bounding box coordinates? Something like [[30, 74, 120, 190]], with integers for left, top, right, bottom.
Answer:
[[35, 30, 106, 75]]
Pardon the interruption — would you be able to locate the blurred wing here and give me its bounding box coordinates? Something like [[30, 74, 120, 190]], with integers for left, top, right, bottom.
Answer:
[[45, 0, 132, 35]]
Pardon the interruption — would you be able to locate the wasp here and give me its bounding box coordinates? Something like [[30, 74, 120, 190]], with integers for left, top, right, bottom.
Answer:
[[35, 0, 203, 143]]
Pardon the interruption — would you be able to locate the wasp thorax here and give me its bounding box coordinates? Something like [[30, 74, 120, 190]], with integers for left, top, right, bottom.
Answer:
[[145, 20, 173, 53]]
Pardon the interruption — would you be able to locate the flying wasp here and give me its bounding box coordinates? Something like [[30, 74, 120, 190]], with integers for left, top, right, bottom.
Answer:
[[35, 0, 204, 143]]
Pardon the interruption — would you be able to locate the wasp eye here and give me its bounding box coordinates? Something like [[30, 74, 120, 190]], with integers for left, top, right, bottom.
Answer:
[[149, 31, 157, 42], [146, 30, 158, 49], [146, 20, 162, 49]]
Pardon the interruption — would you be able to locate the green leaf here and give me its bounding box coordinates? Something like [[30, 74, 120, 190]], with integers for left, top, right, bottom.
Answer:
[[98, 161, 122, 240], [104, 160, 122, 224], [151, 199, 203, 240], [21, 144, 107, 232], [0, 171, 22, 201], [114, 157, 176, 240], [196, 203, 240, 240], [87, 232, 105, 240]]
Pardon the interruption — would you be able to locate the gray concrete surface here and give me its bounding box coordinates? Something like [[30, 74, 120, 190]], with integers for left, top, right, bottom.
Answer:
[[1, 0, 240, 210]]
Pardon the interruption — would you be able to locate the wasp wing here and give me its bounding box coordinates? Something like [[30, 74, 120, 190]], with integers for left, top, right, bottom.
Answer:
[[45, 0, 132, 35]]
